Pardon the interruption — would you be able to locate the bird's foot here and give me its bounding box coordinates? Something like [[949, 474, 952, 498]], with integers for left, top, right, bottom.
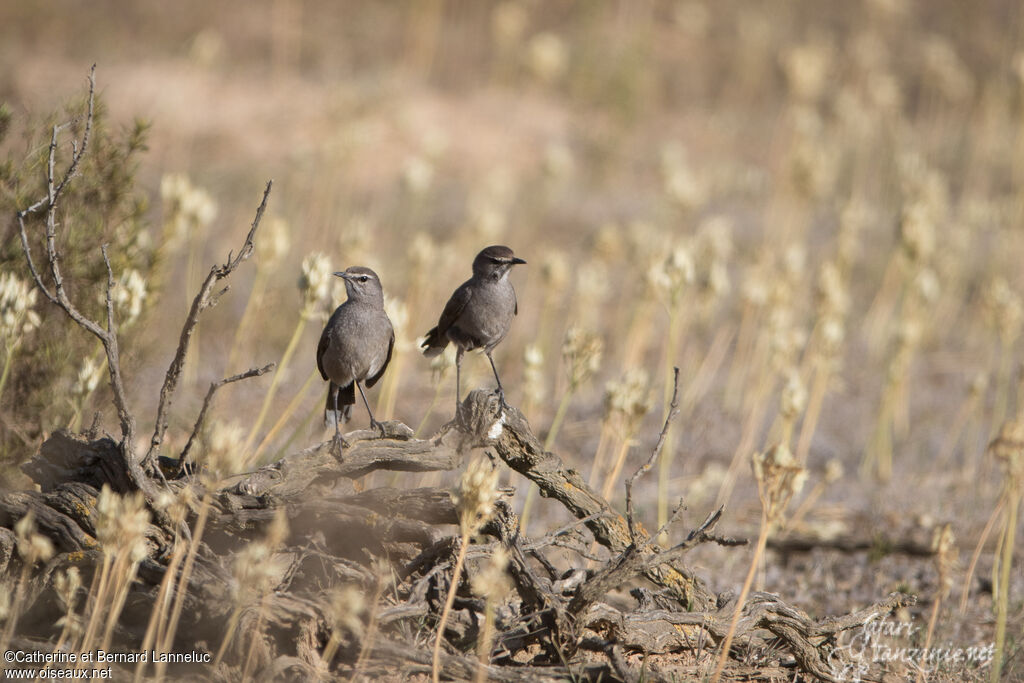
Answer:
[[330, 432, 350, 458], [493, 387, 510, 411], [370, 419, 387, 439]]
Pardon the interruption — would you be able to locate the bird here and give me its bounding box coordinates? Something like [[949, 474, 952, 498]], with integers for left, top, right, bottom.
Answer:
[[317, 266, 394, 445], [421, 245, 526, 411]]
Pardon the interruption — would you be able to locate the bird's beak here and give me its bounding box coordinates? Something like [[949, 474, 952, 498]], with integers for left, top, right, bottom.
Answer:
[[334, 271, 350, 280], [511, 257, 527, 265]]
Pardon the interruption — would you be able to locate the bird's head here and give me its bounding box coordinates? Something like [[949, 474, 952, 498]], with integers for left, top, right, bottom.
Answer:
[[472, 245, 527, 280], [335, 266, 384, 303]]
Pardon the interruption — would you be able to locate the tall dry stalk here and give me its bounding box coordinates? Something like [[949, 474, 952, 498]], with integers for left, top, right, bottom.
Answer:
[[711, 444, 806, 683], [986, 419, 1023, 683], [432, 455, 499, 683], [598, 369, 652, 501], [916, 524, 956, 683], [521, 326, 602, 529], [243, 251, 332, 458], [0, 512, 54, 664], [471, 547, 512, 683]]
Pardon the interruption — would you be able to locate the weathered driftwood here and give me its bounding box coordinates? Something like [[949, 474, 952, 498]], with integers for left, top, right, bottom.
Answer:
[[0, 388, 921, 682]]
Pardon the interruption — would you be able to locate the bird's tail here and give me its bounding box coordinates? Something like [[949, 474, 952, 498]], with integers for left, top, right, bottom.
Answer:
[[421, 326, 448, 357], [324, 382, 355, 429]]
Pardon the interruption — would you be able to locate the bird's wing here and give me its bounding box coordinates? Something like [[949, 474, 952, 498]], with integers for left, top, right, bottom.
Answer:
[[436, 280, 474, 336], [316, 326, 330, 381], [366, 328, 394, 388]]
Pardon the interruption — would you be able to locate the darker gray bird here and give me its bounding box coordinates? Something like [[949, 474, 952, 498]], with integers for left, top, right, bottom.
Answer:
[[317, 266, 394, 443], [421, 245, 526, 410]]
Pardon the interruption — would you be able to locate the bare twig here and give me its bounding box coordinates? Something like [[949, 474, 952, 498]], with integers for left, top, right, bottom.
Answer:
[[145, 181, 273, 467], [180, 363, 276, 465], [626, 367, 681, 543]]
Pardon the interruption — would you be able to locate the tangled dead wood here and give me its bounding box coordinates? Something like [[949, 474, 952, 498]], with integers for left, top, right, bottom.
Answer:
[[1, 68, 917, 682]]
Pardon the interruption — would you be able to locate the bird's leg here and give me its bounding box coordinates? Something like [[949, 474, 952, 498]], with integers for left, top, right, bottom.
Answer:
[[331, 386, 350, 452], [485, 349, 509, 409], [455, 347, 464, 414], [356, 380, 385, 438]]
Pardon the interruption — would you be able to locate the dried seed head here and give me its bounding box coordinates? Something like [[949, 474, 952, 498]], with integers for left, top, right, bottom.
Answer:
[[983, 277, 1023, 345], [931, 523, 956, 597], [780, 369, 807, 421], [526, 32, 568, 84], [989, 420, 1024, 482], [429, 345, 457, 384], [603, 369, 652, 432], [54, 567, 82, 610], [647, 245, 696, 309], [824, 458, 844, 484], [407, 232, 439, 273], [781, 41, 833, 101], [73, 356, 104, 397], [326, 585, 366, 637], [456, 456, 500, 536], [471, 546, 512, 602], [202, 420, 247, 484], [299, 251, 333, 317], [95, 485, 150, 562], [752, 443, 807, 526], [593, 224, 624, 263], [14, 511, 54, 566], [108, 268, 148, 327], [232, 508, 289, 603], [160, 173, 217, 245], [816, 261, 848, 318], [900, 201, 936, 264], [0, 271, 40, 342], [384, 295, 411, 351], [561, 326, 603, 389]]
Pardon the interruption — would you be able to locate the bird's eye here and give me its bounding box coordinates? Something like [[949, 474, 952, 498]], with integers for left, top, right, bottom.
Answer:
[[360, 275, 369, 282]]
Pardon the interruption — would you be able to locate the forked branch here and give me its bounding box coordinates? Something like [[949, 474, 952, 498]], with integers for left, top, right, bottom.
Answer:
[[145, 181, 273, 467]]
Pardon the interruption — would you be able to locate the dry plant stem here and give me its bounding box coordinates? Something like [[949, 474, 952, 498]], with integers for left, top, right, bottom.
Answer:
[[717, 383, 774, 506], [99, 551, 141, 653], [600, 432, 635, 501], [352, 573, 387, 680], [991, 481, 1019, 683], [711, 510, 770, 683], [251, 365, 320, 462], [76, 553, 113, 664], [940, 389, 979, 466], [241, 597, 268, 681], [474, 598, 496, 683], [724, 302, 757, 411], [414, 381, 444, 437], [155, 491, 213, 682], [213, 606, 243, 667], [134, 533, 187, 682], [146, 181, 272, 467], [0, 562, 32, 659], [242, 311, 310, 456], [959, 493, 1005, 613], [917, 592, 944, 683], [795, 361, 830, 463], [587, 421, 613, 488], [432, 532, 469, 683]]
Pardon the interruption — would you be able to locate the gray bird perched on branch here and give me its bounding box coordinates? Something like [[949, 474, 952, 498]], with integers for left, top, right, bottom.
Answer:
[[421, 245, 526, 411], [317, 266, 394, 445]]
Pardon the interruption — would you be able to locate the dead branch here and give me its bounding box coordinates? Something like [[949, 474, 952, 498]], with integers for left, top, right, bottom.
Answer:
[[145, 180, 273, 467], [458, 388, 719, 612], [180, 363, 276, 465], [626, 366, 681, 543]]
